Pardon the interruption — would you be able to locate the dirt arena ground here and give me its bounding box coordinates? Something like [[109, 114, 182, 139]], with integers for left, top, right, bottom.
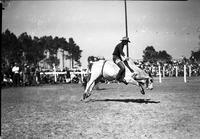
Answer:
[[1, 77, 200, 139]]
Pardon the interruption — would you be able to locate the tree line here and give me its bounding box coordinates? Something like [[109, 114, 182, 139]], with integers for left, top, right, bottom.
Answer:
[[87, 44, 200, 66], [2, 29, 199, 68], [1, 29, 82, 68], [141, 45, 199, 64], [142, 46, 172, 64]]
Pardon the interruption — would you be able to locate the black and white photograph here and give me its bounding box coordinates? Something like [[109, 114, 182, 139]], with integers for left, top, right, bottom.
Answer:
[[1, 0, 200, 138]]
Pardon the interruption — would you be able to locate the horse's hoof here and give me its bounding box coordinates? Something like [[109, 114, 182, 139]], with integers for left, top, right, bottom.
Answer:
[[83, 93, 87, 100], [80, 98, 87, 102], [80, 97, 85, 101], [141, 90, 145, 95], [146, 87, 153, 90], [83, 93, 91, 100]]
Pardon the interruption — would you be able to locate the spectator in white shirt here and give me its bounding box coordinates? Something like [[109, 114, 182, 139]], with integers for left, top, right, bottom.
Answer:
[[12, 62, 20, 86]]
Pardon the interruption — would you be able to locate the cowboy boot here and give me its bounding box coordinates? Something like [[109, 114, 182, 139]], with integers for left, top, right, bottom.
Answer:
[[116, 73, 128, 85]]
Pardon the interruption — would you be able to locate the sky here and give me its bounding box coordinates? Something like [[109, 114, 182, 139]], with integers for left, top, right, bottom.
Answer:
[[2, 0, 200, 68]]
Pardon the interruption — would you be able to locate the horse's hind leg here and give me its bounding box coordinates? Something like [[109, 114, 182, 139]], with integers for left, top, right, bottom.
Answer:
[[82, 81, 96, 100], [89, 76, 102, 91], [84, 79, 95, 93], [89, 82, 95, 92]]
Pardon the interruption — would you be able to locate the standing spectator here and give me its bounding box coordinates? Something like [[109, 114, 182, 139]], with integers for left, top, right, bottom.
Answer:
[[30, 64, 36, 85], [22, 64, 30, 86], [35, 66, 41, 85], [26, 65, 31, 85], [66, 69, 71, 83], [12, 62, 20, 87], [8, 64, 14, 82]]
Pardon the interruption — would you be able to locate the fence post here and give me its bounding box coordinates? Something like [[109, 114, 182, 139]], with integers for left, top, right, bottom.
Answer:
[[158, 65, 162, 83], [53, 64, 57, 83], [184, 65, 187, 83], [80, 67, 83, 83], [175, 66, 178, 77], [189, 65, 192, 77]]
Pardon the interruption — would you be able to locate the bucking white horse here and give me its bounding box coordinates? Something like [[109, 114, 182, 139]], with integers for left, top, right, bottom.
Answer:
[[82, 57, 153, 100]]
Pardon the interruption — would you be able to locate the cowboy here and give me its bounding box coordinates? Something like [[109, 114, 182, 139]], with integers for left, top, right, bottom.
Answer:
[[112, 37, 134, 85]]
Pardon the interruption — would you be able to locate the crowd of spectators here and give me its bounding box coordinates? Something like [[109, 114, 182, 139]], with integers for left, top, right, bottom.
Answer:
[[1, 62, 75, 88], [1, 60, 200, 88], [135, 60, 200, 77]]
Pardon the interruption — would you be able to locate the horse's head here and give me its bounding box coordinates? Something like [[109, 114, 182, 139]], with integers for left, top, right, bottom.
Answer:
[[125, 57, 153, 90]]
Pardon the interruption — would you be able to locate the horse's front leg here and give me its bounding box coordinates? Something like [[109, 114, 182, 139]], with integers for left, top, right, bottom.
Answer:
[[127, 79, 145, 95]]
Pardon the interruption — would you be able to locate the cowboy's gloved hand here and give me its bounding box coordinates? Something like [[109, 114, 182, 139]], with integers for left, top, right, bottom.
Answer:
[[121, 55, 126, 61], [123, 57, 129, 62]]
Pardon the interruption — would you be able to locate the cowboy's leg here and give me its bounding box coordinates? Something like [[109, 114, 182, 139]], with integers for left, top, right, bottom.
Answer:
[[116, 61, 128, 85], [116, 61, 125, 80]]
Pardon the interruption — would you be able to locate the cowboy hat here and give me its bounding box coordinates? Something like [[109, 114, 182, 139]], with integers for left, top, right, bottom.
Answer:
[[120, 37, 130, 42]]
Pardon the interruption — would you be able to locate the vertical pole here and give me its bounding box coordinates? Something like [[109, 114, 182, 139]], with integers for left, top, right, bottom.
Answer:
[[184, 65, 187, 83], [124, 0, 129, 57], [1, 2, 2, 35], [62, 50, 64, 71], [158, 65, 162, 83]]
